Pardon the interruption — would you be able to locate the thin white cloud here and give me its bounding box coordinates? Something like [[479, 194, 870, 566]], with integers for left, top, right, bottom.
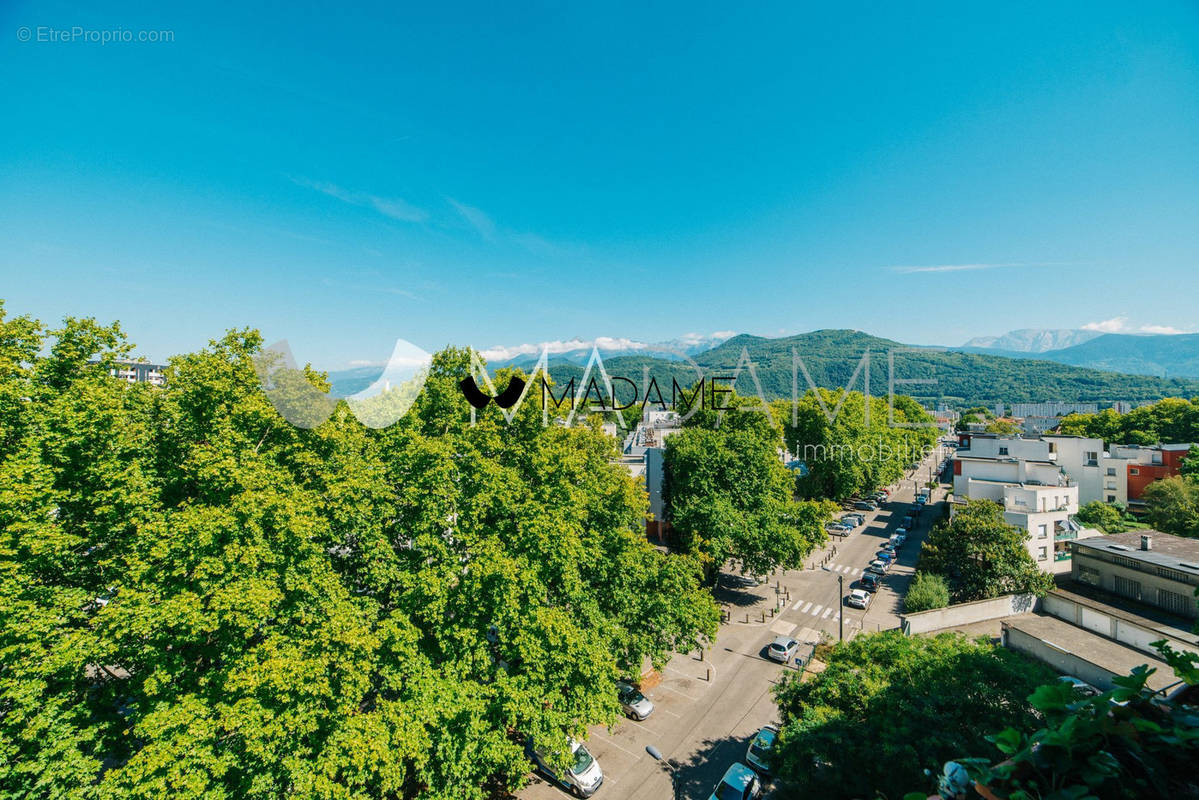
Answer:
[[1138, 324, 1189, 335], [449, 198, 562, 255], [887, 262, 1056, 274], [1082, 315, 1129, 333], [448, 199, 497, 240], [478, 331, 736, 362], [1081, 316, 1191, 335], [292, 176, 428, 223]]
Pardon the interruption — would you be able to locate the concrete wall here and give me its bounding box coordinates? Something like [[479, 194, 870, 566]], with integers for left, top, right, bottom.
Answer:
[[1041, 591, 1199, 657], [1002, 623, 1123, 690], [902, 593, 1038, 635]]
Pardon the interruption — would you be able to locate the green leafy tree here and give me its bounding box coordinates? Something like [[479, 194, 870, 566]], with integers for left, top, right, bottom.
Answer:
[[1142, 475, 1199, 537], [786, 389, 936, 502], [770, 631, 1056, 800], [1180, 444, 1199, 480], [904, 572, 950, 612], [1075, 500, 1131, 533], [664, 403, 830, 577], [917, 499, 1054, 602], [917, 652, 1199, 799], [0, 312, 719, 800]]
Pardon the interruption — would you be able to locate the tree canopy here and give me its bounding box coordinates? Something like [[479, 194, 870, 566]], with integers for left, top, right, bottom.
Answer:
[[1057, 397, 1199, 446], [663, 396, 832, 577], [770, 631, 1057, 800], [0, 303, 719, 800], [785, 389, 937, 502], [1142, 475, 1199, 538], [917, 499, 1054, 602]]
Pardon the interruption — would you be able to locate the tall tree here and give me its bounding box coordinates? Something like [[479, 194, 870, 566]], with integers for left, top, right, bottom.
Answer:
[[917, 499, 1054, 602], [771, 631, 1056, 800], [0, 314, 719, 800]]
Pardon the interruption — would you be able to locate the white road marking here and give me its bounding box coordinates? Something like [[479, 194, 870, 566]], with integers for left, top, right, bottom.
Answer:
[[823, 607, 834, 619], [810, 605, 823, 617], [800, 602, 812, 614]]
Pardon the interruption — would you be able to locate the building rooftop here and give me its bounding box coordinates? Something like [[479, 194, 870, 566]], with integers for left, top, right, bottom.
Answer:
[[1073, 530, 1199, 574]]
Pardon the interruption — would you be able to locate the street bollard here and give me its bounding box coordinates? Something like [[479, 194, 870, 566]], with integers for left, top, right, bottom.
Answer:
[[706, 667, 711, 681]]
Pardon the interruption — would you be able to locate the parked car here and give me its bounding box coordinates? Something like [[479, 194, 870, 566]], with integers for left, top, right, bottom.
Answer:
[[842, 514, 864, 527], [875, 550, 894, 565], [616, 681, 654, 720], [825, 522, 852, 535], [1058, 675, 1101, 698], [766, 636, 799, 663], [853, 501, 877, 511], [528, 738, 604, 797], [890, 531, 907, 547], [866, 559, 889, 576], [915, 493, 929, 505], [744, 725, 778, 774], [859, 572, 882, 592], [708, 762, 762, 800], [880, 543, 897, 558], [847, 589, 871, 609]]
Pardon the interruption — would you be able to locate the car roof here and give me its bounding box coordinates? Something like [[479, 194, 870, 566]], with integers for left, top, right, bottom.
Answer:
[[721, 762, 757, 788], [770, 636, 795, 647]]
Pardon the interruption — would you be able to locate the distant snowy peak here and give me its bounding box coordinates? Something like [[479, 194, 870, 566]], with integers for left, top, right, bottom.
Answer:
[[963, 328, 1102, 353], [479, 331, 737, 366]]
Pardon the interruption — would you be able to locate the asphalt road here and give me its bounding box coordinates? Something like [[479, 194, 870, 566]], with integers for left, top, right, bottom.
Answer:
[[520, 446, 953, 800]]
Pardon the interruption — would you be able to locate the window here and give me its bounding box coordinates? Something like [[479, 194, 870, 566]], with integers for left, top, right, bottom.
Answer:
[[1114, 575, 1142, 601], [1078, 565, 1101, 586], [1037, 524, 1048, 539], [1038, 547, 1048, 561], [1159, 588, 1192, 616], [998, 447, 1009, 456], [1107, 495, 1116, 503], [1106, 468, 1116, 476], [1130, 468, 1140, 476]]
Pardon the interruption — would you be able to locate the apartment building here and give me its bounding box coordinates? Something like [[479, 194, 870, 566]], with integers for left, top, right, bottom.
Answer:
[[952, 443, 1091, 573], [104, 360, 167, 386]]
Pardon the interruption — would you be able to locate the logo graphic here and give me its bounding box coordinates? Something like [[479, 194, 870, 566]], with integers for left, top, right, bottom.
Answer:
[[253, 338, 432, 429], [459, 375, 526, 409]]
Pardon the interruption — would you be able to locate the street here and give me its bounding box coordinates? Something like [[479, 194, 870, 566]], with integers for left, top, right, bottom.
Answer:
[[520, 446, 952, 799]]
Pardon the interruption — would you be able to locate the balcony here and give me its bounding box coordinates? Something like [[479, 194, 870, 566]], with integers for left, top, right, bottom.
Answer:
[[1054, 552, 1072, 562]]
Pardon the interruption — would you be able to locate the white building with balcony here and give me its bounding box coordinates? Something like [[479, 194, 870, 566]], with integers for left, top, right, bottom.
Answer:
[[953, 443, 1100, 573]]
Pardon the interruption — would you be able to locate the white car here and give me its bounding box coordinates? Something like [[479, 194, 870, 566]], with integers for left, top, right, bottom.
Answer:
[[529, 738, 604, 797], [617, 681, 654, 720], [766, 636, 799, 663], [866, 559, 889, 576], [846, 589, 871, 609], [708, 762, 761, 800], [891, 530, 907, 545]]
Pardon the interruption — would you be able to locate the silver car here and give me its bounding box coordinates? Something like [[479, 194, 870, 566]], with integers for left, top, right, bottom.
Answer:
[[616, 681, 654, 720], [766, 636, 799, 663]]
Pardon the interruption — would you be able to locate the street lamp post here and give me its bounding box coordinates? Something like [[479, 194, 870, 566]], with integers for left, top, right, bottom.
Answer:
[[645, 745, 681, 800], [820, 566, 845, 641]]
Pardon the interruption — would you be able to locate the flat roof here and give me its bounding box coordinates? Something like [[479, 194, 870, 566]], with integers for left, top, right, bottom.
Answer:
[[1073, 530, 1199, 574], [1003, 614, 1175, 691]]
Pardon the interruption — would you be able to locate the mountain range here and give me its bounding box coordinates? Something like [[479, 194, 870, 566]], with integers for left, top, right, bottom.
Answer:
[[328, 329, 1199, 407], [958, 328, 1199, 379]]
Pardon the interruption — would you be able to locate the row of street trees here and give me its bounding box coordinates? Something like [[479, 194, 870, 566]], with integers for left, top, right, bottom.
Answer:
[[0, 303, 720, 799], [784, 389, 939, 501]]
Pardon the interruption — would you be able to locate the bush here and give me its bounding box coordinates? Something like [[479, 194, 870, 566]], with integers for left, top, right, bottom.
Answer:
[[905, 571, 950, 612]]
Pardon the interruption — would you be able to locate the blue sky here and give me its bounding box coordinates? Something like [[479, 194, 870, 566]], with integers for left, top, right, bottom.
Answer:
[[2, 1, 1198, 369]]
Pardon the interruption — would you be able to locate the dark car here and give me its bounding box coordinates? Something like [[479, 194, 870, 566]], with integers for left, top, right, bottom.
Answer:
[[860, 572, 882, 592], [853, 501, 877, 511]]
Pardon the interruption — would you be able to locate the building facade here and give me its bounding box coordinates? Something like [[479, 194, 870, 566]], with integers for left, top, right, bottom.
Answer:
[[1071, 531, 1199, 620]]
